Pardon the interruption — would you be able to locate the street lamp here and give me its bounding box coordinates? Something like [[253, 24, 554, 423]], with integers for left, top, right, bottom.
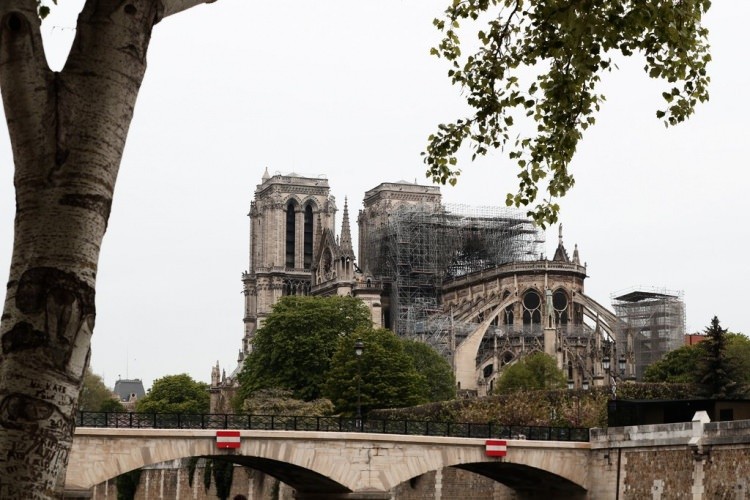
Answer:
[[354, 339, 364, 430], [618, 355, 626, 377], [603, 353, 627, 399]]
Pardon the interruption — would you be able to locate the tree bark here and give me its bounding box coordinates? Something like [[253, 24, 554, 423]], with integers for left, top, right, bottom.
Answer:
[[0, 0, 213, 496]]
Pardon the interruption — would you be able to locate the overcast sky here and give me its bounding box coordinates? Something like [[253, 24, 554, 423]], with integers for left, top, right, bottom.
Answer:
[[1, 0, 748, 391]]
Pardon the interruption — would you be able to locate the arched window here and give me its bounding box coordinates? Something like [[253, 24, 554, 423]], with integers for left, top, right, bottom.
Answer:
[[553, 289, 570, 325], [522, 290, 542, 325], [502, 290, 514, 325], [285, 201, 297, 268], [303, 204, 313, 269]]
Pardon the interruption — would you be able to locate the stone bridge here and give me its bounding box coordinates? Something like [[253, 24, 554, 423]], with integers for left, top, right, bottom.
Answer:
[[65, 428, 590, 499]]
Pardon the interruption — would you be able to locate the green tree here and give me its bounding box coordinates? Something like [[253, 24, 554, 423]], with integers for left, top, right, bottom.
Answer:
[[402, 340, 456, 402], [645, 331, 750, 396], [100, 398, 126, 413], [494, 352, 567, 394], [78, 369, 120, 412], [425, 0, 711, 226], [236, 296, 372, 404], [698, 316, 742, 399], [644, 344, 704, 384], [323, 329, 427, 415], [0, 0, 219, 494], [726, 333, 750, 386], [136, 374, 209, 414]]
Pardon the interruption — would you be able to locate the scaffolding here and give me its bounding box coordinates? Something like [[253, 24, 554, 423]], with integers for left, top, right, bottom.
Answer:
[[360, 202, 544, 339], [611, 287, 685, 380]]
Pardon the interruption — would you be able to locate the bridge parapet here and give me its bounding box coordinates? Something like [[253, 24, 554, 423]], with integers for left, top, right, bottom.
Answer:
[[592, 413, 750, 451]]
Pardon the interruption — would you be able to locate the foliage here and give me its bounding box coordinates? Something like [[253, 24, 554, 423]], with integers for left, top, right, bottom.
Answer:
[[425, 0, 712, 226], [644, 343, 704, 383], [726, 333, 750, 385], [239, 388, 334, 416], [115, 469, 142, 500], [78, 369, 120, 411], [645, 323, 750, 398], [135, 374, 209, 414], [212, 459, 234, 500], [323, 329, 428, 415], [371, 382, 698, 428], [494, 352, 567, 393], [402, 340, 456, 402], [100, 398, 126, 413], [236, 296, 372, 403], [698, 316, 742, 398]]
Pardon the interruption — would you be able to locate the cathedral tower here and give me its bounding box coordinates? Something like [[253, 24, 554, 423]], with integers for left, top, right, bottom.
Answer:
[[241, 170, 337, 354]]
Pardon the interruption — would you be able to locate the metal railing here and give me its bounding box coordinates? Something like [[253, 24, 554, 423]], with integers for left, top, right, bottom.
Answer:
[[76, 412, 589, 442]]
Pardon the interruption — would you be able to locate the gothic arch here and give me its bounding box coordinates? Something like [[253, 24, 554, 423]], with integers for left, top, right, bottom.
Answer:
[[521, 288, 543, 328], [285, 194, 303, 206], [553, 288, 570, 326], [300, 197, 321, 211]]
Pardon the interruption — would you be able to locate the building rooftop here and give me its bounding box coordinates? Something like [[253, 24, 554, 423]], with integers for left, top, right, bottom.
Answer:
[[113, 379, 146, 402]]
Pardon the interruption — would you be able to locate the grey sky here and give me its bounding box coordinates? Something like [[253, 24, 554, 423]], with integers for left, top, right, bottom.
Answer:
[[1, 0, 748, 391]]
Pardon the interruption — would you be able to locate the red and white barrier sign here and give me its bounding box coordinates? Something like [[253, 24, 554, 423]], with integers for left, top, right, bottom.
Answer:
[[485, 439, 507, 457], [216, 430, 241, 449]]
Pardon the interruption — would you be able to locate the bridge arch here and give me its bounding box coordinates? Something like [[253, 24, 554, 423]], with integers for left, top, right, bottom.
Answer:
[[67, 429, 589, 497]]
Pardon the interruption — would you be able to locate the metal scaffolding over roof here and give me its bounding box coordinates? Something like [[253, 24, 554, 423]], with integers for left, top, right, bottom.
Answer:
[[361, 202, 544, 339], [611, 287, 685, 380]]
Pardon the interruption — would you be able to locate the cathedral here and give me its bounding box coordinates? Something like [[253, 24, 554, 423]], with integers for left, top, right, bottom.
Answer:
[[210, 170, 685, 410]]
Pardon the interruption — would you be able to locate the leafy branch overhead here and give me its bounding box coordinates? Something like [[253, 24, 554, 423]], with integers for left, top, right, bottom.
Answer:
[[424, 0, 711, 226]]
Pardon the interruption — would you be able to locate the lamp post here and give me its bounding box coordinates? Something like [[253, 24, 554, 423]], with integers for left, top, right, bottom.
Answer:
[[603, 354, 627, 398], [354, 339, 364, 430]]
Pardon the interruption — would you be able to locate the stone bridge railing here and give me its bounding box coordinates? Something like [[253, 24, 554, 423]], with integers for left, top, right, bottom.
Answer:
[[75, 411, 590, 441]]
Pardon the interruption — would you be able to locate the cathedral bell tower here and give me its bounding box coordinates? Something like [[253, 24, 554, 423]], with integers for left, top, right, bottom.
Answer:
[[241, 169, 336, 353]]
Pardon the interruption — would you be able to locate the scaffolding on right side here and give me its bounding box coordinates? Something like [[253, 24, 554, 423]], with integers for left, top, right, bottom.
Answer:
[[611, 288, 685, 380]]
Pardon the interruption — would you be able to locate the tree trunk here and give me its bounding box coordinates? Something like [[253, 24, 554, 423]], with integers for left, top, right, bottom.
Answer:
[[0, 1, 157, 497]]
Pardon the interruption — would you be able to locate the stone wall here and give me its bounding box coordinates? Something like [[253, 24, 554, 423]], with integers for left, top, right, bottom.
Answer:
[[620, 448, 693, 498], [589, 412, 750, 499]]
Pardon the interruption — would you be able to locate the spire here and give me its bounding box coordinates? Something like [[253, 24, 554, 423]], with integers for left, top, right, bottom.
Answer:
[[572, 244, 580, 265], [552, 224, 570, 262], [262, 166, 270, 181], [339, 197, 354, 256]]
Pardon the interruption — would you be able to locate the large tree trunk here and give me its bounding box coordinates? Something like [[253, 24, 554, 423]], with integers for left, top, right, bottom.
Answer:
[[0, 0, 213, 496]]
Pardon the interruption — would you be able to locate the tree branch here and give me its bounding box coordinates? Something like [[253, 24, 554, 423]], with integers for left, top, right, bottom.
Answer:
[[0, 0, 55, 164], [160, 0, 217, 19]]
